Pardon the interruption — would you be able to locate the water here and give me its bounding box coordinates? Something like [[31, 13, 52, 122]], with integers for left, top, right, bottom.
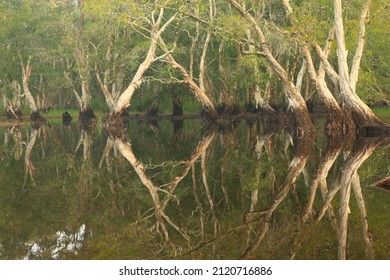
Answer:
[[0, 117, 389, 260]]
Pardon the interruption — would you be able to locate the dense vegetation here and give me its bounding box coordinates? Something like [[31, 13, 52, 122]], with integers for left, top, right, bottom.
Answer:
[[1, 1, 390, 260], [0, 0, 389, 122]]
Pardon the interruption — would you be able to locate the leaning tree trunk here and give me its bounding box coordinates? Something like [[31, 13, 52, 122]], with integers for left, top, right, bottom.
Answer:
[[19, 55, 46, 123], [2, 80, 23, 119], [241, 131, 314, 259], [228, 0, 314, 136], [112, 9, 178, 117], [334, 0, 388, 130]]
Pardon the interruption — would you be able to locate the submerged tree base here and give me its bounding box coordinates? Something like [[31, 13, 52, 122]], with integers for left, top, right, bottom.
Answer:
[[103, 111, 129, 138], [30, 111, 46, 128], [78, 107, 96, 131], [6, 108, 23, 119]]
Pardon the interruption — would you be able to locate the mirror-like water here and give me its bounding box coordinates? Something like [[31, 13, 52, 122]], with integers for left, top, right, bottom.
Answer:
[[0, 117, 389, 260]]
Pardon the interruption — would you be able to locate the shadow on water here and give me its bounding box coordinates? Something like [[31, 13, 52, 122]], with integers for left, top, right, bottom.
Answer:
[[0, 116, 389, 259]]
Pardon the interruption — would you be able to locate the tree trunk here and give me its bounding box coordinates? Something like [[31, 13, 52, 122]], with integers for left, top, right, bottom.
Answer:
[[334, 0, 388, 129], [112, 9, 177, 116], [228, 0, 314, 136], [19, 55, 38, 113]]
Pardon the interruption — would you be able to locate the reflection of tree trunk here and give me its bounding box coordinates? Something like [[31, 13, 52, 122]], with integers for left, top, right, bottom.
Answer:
[[302, 139, 342, 224], [314, 136, 388, 259], [201, 151, 219, 236], [4, 126, 23, 160], [114, 137, 189, 241], [76, 129, 93, 196], [192, 164, 205, 241], [164, 131, 216, 199], [220, 165, 230, 210], [241, 133, 314, 259], [23, 128, 38, 189], [352, 173, 374, 259], [246, 189, 259, 246], [99, 138, 114, 172]]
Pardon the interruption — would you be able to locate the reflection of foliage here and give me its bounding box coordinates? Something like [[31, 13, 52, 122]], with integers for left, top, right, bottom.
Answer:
[[359, 144, 390, 185], [1, 120, 390, 259]]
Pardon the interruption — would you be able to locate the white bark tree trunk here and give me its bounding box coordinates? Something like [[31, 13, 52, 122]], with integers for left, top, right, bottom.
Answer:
[[19, 55, 38, 113], [333, 0, 384, 126], [113, 9, 177, 115], [228, 0, 314, 134], [350, 1, 371, 92], [160, 39, 217, 115]]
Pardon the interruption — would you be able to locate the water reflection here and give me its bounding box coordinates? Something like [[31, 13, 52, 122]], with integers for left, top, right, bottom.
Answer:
[[0, 117, 389, 259]]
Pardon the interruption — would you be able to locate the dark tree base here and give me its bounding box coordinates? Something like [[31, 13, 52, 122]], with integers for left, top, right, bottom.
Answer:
[[103, 111, 129, 138], [62, 111, 73, 126], [78, 107, 95, 122], [173, 102, 183, 116], [146, 104, 158, 117], [358, 126, 390, 137], [373, 176, 390, 191], [217, 103, 241, 115], [78, 107, 96, 131], [6, 108, 23, 119], [29, 111, 47, 129]]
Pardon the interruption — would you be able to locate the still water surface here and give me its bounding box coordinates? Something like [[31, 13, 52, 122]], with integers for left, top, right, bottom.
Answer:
[[0, 117, 389, 259]]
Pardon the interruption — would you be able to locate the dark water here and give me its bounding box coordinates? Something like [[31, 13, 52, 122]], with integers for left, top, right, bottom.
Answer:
[[0, 117, 389, 260]]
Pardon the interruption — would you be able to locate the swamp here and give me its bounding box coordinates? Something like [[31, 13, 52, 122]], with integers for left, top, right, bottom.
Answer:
[[0, 0, 390, 260]]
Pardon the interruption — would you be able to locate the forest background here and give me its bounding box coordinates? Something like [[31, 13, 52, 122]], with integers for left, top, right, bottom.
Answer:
[[0, 0, 389, 124]]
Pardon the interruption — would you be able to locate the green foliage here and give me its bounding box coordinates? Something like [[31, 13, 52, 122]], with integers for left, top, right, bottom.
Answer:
[[0, 0, 389, 114]]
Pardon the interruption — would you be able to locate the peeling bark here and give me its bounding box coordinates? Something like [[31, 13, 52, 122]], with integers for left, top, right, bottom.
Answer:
[[228, 0, 314, 135], [159, 39, 217, 117], [333, 0, 388, 128], [113, 9, 178, 115]]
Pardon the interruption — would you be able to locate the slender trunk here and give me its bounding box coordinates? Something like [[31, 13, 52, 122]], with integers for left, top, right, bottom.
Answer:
[[302, 140, 342, 223], [352, 173, 374, 259], [350, 1, 371, 93], [23, 128, 38, 189], [162, 49, 217, 115], [242, 133, 314, 259], [162, 131, 216, 208], [228, 0, 314, 135], [334, 0, 386, 127], [19, 55, 38, 113], [113, 9, 177, 115], [295, 59, 306, 94]]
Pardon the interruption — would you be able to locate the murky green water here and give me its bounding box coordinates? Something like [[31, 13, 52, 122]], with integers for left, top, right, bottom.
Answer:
[[0, 117, 389, 260]]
